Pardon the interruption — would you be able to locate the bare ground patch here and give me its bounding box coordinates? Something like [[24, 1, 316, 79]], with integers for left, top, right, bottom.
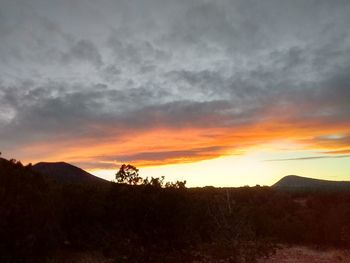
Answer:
[[259, 246, 350, 263]]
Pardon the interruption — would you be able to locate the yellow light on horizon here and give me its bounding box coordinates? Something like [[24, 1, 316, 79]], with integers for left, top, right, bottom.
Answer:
[[89, 148, 350, 187], [89, 151, 279, 187]]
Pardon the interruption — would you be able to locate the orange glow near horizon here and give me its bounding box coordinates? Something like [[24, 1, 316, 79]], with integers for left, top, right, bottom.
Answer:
[[18, 127, 349, 165], [10, 114, 349, 186]]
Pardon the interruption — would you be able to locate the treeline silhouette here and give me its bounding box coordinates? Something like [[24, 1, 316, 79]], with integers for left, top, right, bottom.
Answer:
[[1, 157, 350, 263]]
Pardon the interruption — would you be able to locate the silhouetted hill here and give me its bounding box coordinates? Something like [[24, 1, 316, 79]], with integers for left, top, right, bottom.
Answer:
[[33, 161, 107, 184], [273, 175, 350, 191]]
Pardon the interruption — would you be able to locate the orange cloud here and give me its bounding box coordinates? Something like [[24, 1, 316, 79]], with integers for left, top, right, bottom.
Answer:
[[16, 112, 350, 171]]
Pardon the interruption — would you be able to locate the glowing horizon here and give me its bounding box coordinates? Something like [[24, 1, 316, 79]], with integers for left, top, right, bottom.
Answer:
[[87, 148, 350, 187]]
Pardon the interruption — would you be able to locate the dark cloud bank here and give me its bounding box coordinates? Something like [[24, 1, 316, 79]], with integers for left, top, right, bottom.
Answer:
[[1, 0, 350, 166]]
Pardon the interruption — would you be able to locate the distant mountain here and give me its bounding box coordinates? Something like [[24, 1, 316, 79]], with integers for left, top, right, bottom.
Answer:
[[33, 162, 107, 184], [273, 175, 350, 191]]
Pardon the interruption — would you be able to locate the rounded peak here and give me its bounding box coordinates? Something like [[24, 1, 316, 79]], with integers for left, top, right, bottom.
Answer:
[[35, 161, 69, 165], [283, 174, 300, 178], [273, 175, 308, 187]]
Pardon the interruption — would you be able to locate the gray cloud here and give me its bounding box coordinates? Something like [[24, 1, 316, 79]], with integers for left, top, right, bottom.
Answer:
[[265, 155, 350, 162], [1, 0, 350, 165], [116, 146, 230, 163], [62, 39, 103, 68], [70, 146, 234, 169]]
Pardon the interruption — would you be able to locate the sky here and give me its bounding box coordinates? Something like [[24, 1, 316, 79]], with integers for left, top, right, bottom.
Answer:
[[1, 0, 350, 186]]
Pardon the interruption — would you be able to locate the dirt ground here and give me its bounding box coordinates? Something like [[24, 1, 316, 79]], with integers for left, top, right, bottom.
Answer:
[[49, 246, 350, 263], [259, 246, 350, 263]]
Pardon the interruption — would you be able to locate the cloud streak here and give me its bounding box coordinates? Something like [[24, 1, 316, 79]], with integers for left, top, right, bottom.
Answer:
[[265, 155, 350, 162]]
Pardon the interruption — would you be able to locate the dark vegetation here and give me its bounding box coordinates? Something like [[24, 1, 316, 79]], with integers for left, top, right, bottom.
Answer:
[[1, 156, 350, 263]]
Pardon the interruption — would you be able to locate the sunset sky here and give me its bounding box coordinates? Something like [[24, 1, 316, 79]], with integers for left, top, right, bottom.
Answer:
[[1, 0, 350, 186]]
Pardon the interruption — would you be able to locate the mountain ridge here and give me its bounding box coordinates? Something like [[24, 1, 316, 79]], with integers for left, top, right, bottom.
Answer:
[[32, 161, 107, 184], [273, 175, 350, 191]]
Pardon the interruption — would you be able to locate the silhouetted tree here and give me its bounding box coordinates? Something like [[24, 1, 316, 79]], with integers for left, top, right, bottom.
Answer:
[[115, 164, 142, 185], [165, 180, 187, 189], [143, 176, 165, 188]]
